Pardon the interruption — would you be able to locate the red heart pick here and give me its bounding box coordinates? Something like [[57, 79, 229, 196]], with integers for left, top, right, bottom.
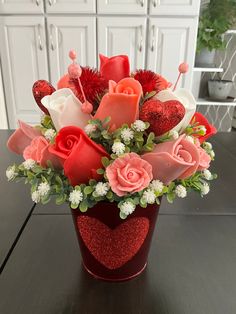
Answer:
[[140, 99, 185, 136], [32, 80, 56, 115], [77, 216, 149, 270]]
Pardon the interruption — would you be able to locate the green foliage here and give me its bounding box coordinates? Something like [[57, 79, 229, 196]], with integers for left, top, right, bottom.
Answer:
[[197, 0, 236, 52]]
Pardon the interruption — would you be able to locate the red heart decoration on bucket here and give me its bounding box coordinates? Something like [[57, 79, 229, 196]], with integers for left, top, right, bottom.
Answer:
[[140, 99, 185, 136], [77, 216, 149, 270], [32, 80, 56, 115]]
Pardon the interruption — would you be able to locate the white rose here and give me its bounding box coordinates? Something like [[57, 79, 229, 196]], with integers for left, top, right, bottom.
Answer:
[[41, 88, 91, 131], [155, 88, 196, 133]]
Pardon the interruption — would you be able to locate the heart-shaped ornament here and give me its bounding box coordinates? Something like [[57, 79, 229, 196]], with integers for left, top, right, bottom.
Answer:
[[140, 99, 185, 136], [77, 216, 149, 270], [32, 80, 56, 115]]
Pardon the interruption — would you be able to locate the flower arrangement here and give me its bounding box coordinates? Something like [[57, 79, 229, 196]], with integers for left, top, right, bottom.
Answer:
[[6, 51, 217, 219]]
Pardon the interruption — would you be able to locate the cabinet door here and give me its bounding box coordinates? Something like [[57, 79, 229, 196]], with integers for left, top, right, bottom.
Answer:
[[0, 0, 44, 14], [147, 17, 198, 89], [45, 0, 95, 13], [47, 17, 96, 87], [0, 66, 8, 129], [0, 17, 48, 128], [150, 0, 200, 16], [98, 17, 146, 71], [98, 0, 147, 15]]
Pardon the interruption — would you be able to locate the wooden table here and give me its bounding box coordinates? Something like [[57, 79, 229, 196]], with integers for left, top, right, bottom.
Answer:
[[0, 130, 236, 314]]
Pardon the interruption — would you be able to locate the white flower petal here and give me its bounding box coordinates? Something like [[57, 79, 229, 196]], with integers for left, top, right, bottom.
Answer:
[[41, 88, 91, 131]]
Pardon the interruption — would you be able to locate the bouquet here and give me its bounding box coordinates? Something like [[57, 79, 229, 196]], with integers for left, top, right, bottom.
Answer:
[[6, 51, 217, 219]]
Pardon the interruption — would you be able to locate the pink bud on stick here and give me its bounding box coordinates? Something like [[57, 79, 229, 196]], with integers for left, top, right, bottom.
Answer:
[[173, 62, 189, 91], [68, 50, 93, 114]]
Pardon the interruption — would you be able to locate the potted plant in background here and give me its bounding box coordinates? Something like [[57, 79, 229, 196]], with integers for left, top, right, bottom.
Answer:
[[196, 0, 236, 66]]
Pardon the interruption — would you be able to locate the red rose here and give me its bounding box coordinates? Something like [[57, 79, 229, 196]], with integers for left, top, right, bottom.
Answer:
[[99, 54, 130, 82], [49, 126, 109, 186], [192, 112, 217, 144]]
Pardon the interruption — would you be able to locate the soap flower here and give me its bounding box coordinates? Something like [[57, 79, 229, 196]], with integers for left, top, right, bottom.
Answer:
[[94, 78, 143, 130]]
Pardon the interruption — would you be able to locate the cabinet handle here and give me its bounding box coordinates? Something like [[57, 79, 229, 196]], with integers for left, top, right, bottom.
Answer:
[[35, 0, 40, 6], [37, 24, 43, 51], [49, 24, 56, 51], [138, 26, 143, 52], [150, 25, 155, 52], [152, 0, 157, 7], [139, 0, 144, 7]]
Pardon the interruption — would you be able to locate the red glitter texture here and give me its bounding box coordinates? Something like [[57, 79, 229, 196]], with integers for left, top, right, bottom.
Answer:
[[32, 80, 56, 115], [72, 67, 108, 107], [71, 201, 160, 281], [78, 216, 149, 270], [140, 99, 185, 136], [133, 70, 170, 96]]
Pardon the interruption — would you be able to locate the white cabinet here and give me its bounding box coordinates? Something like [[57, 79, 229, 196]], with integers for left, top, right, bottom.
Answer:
[[0, 16, 49, 128], [47, 16, 96, 87], [150, 0, 200, 16], [0, 65, 8, 129], [0, 0, 44, 14], [147, 17, 198, 89], [98, 0, 147, 15], [45, 0, 96, 14], [98, 17, 146, 71]]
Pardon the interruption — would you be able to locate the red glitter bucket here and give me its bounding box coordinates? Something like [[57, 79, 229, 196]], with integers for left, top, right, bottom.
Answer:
[[71, 201, 160, 282]]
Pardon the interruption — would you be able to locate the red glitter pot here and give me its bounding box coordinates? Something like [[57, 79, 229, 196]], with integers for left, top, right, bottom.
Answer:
[[71, 201, 160, 282]]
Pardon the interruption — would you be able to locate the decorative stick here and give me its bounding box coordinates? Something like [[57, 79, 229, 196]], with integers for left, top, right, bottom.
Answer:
[[173, 62, 189, 91]]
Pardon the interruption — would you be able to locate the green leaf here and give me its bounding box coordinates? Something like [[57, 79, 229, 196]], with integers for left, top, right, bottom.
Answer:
[[71, 203, 78, 209], [41, 195, 51, 205], [119, 212, 127, 219], [56, 194, 65, 205], [101, 157, 110, 168], [106, 191, 114, 200], [84, 186, 93, 195], [97, 168, 104, 175], [79, 200, 88, 212]]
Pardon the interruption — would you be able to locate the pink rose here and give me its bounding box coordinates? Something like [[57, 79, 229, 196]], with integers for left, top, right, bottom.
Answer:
[[23, 136, 61, 169], [7, 120, 41, 155], [195, 139, 211, 171], [142, 135, 200, 185], [106, 153, 153, 197]]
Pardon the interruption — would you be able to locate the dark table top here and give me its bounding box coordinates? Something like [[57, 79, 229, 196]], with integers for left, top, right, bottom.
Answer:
[[0, 130, 236, 314]]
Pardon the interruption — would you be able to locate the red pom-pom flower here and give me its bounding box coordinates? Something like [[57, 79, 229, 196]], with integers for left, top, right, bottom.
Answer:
[[57, 67, 108, 109], [133, 70, 170, 96]]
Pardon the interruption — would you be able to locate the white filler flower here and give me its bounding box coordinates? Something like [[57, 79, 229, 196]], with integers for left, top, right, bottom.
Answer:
[[169, 130, 179, 140], [22, 159, 36, 170], [201, 183, 210, 196], [143, 189, 156, 204], [6, 166, 17, 180], [38, 182, 50, 196], [150, 180, 164, 193], [133, 120, 146, 132], [185, 135, 194, 144], [204, 142, 212, 150], [31, 191, 41, 203], [44, 128, 56, 141], [202, 169, 212, 180], [84, 124, 97, 135], [120, 201, 135, 216], [175, 185, 187, 198], [69, 190, 83, 205], [112, 142, 126, 155], [95, 182, 109, 196], [121, 128, 134, 141]]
